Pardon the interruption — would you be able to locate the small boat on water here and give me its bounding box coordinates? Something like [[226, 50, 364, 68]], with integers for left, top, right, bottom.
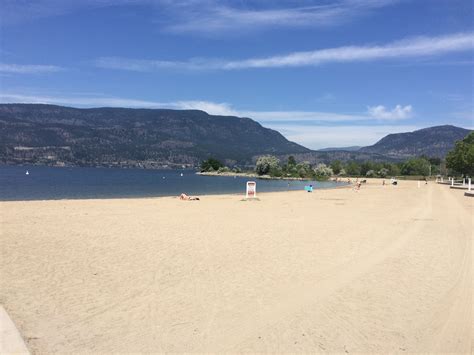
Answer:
[[25, 170, 29, 175]]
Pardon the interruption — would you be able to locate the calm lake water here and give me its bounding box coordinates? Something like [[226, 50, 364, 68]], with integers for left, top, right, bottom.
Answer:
[[0, 165, 347, 201]]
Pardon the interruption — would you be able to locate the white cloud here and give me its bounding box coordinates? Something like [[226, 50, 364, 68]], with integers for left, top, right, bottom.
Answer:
[[0, 93, 423, 148], [238, 111, 367, 122], [0, 0, 140, 25], [1, 0, 398, 32], [162, 0, 399, 34], [0, 63, 65, 74], [267, 124, 420, 149], [221, 32, 474, 69], [95, 32, 474, 71], [0, 93, 164, 107], [367, 104, 413, 120], [0, 94, 242, 116], [171, 100, 238, 116], [93, 57, 206, 71], [0, 93, 413, 122]]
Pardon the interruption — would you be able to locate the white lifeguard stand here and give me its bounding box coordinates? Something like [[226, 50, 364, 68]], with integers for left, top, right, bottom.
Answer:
[[246, 181, 257, 199]]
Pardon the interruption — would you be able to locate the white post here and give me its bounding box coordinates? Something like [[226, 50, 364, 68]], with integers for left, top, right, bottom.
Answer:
[[451, 178, 454, 187], [441, 177, 444, 183], [469, 178, 472, 192], [463, 178, 466, 186]]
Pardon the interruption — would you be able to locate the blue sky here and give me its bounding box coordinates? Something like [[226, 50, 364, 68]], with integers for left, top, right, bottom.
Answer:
[[0, 0, 473, 149]]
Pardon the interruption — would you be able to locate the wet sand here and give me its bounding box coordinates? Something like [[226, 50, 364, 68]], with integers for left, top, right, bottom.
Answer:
[[0, 180, 472, 353]]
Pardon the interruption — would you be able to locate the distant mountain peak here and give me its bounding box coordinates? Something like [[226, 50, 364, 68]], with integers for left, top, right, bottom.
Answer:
[[360, 125, 472, 158]]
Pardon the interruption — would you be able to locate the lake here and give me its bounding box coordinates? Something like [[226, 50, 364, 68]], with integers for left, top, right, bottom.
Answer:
[[0, 165, 348, 201]]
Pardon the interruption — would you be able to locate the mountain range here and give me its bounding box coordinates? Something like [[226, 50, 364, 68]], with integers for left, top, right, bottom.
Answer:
[[0, 104, 471, 168], [0, 104, 308, 168], [359, 125, 471, 158]]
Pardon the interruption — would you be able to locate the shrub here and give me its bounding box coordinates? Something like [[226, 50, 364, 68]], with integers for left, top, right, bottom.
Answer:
[[217, 166, 230, 174], [366, 169, 376, 177], [255, 155, 280, 175], [201, 158, 224, 172], [269, 165, 283, 177], [314, 163, 333, 180], [295, 161, 312, 178], [378, 168, 389, 177]]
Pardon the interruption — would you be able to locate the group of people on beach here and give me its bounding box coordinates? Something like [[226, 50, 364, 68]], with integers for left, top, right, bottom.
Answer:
[[179, 175, 411, 200]]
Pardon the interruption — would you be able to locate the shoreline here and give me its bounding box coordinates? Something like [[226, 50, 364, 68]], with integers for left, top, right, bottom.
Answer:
[[196, 171, 332, 181], [0, 180, 353, 203], [1, 180, 471, 353]]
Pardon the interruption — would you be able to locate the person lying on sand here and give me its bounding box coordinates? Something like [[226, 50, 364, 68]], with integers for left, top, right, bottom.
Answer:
[[179, 193, 200, 201]]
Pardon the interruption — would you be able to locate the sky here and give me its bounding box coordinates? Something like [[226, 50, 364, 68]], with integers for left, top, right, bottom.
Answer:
[[0, 0, 473, 149]]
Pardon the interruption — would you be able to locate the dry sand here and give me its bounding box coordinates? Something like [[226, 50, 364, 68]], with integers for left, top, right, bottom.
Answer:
[[0, 180, 472, 353]]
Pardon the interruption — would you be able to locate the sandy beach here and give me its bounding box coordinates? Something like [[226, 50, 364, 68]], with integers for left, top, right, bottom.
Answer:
[[0, 180, 472, 353]]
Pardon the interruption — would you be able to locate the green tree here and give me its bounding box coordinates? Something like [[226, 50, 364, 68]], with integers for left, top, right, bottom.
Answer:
[[446, 132, 474, 176], [386, 163, 401, 177], [282, 156, 298, 177], [200, 158, 224, 172], [400, 158, 431, 176], [287, 155, 297, 167], [330, 160, 342, 175], [255, 155, 280, 175], [360, 161, 382, 176], [345, 161, 361, 176], [295, 161, 312, 178]]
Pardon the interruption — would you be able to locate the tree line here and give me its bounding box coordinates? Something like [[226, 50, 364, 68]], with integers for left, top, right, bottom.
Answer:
[[201, 132, 474, 179]]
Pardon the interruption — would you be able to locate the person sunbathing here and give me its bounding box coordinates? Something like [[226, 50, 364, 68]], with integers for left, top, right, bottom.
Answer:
[[179, 193, 200, 201]]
